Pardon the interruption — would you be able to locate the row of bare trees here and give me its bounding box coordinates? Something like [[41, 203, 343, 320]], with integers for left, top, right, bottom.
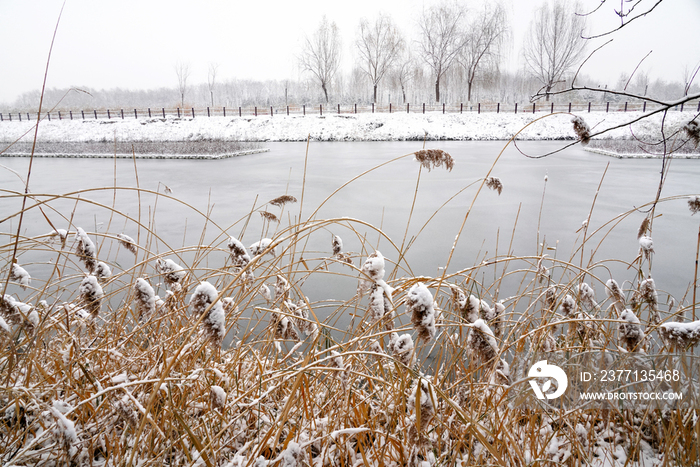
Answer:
[[298, 0, 584, 104]]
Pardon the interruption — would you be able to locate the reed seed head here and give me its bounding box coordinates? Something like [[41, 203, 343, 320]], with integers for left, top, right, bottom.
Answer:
[[414, 148, 455, 172], [269, 195, 298, 207], [571, 116, 591, 145]]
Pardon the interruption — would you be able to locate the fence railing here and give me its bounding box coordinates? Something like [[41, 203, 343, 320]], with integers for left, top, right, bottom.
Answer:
[[1, 100, 698, 122]]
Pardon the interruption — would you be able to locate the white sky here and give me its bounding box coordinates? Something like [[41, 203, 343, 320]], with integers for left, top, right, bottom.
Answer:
[[0, 0, 698, 105]]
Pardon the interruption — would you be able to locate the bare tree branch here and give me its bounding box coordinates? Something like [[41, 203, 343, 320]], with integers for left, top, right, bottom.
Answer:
[[298, 16, 342, 103], [355, 13, 404, 103]]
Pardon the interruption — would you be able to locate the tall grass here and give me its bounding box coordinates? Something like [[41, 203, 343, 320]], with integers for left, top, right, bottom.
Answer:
[[1, 128, 699, 466]]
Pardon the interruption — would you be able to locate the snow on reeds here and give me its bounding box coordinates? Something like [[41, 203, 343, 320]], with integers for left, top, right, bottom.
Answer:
[[1, 140, 699, 467]]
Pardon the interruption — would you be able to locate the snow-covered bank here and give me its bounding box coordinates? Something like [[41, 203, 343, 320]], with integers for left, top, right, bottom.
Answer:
[[0, 111, 694, 143], [0, 148, 269, 159]]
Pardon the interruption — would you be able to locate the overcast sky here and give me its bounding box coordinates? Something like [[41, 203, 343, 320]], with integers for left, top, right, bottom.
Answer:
[[0, 0, 698, 105]]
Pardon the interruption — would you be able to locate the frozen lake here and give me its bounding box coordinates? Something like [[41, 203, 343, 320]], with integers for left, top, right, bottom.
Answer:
[[1, 140, 699, 327]]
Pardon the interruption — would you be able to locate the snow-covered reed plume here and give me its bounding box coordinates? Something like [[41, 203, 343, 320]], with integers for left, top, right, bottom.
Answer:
[[358, 250, 385, 294], [637, 216, 650, 240], [577, 282, 599, 311], [275, 275, 290, 302], [269, 195, 297, 207], [688, 196, 700, 215], [368, 283, 394, 329], [189, 281, 226, 346], [485, 176, 503, 195], [79, 275, 103, 317], [1, 294, 34, 330], [487, 301, 505, 339], [74, 227, 97, 273], [286, 299, 318, 339], [156, 258, 186, 292], [271, 308, 300, 342], [605, 279, 625, 314], [329, 351, 349, 389], [134, 278, 156, 322], [407, 283, 436, 342], [452, 287, 480, 323], [466, 319, 499, 364], [414, 148, 455, 172], [258, 283, 272, 303], [536, 257, 550, 283], [117, 233, 137, 255], [560, 294, 577, 317], [49, 228, 68, 248], [10, 262, 31, 290], [408, 378, 436, 428], [250, 238, 276, 257], [332, 234, 343, 256], [228, 236, 251, 267], [639, 276, 660, 325], [638, 235, 654, 262], [388, 332, 414, 367], [210, 385, 227, 411], [571, 116, 591, 145], [683, 119, 700, 147], [95, 261, 112, 281], [619, 309, 644, 351], [659, 319, 700, 348]]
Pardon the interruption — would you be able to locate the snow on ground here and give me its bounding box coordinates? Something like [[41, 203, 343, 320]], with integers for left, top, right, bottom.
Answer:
[[0, 110, 693, 144]]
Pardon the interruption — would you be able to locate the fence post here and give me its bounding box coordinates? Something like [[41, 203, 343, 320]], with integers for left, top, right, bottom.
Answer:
[[624, 102, 628, 112], [271, 106, 273, 116], [372, 103, 374, 113], [239, 107, 242, 117], [514, 103, 517, 114], [551, 102, 554, 114], [532, 102, 536, 114], [148, 108, 151, 118], [460, 103, 463, 113], [287, 106, 289, 116], [47, 113, 50, 121], [0, 114, 3, 121], [303, 105, 305, 116], [177, 108, 180, 118], [478, 103, 480, 114], [497, 103, 500, 113], [108, 109, 111, 119], [680, 102, 684, 112], [27, 113, 30, 120], [320, 104, 322, 116], [121, 109, 124, 119], [588, 102, 591, 113], [8, 114, 11, 121], [191, 108, 195, 118], [355, 103, 357, 114], [407, 103, 410, 113], [338, 103, 340, 114], [134, 109, 137, 119], [207, 107, 210, 117], [390, 103, 392, 113], [606, 102, 609, 112], [162, 108, 165, 118], [94, 110, 98, 119], [423, 103, 425, 114], [69, 111, 73, 120], [18, 113, 21, 122], [255, 107, 257, 117], [58, 111, 62, 120], [224, 107, 226, 117], [443, 103, 445, 114]]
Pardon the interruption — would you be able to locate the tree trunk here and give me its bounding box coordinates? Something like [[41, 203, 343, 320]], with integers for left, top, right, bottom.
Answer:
[[401, 85, 406, 104], [435, 79, 440, 103], [467, 81, 473, 103], [322, 83, 329, 103], [373, 84, 378, 104], [545, 84, 552, 101]]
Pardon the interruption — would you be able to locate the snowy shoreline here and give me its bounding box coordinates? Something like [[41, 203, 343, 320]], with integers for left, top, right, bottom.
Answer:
[[0, 111, 694, 144], [0, 148, 270, 159]]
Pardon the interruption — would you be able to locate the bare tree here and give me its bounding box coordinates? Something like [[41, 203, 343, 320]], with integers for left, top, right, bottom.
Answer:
[[417, 2, 467, 103], [524, 0, 587, 100], [207, 62, 219, 108], [457, 2, 508, 103], [355, 13, 404, 103], [299, 16, 342, 103], [391, 51, 415, 104], [174, 61, 191, 108]]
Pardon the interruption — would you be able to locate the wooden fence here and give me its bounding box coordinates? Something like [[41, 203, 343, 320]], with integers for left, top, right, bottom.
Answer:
[[1, 100, 698, 122]]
